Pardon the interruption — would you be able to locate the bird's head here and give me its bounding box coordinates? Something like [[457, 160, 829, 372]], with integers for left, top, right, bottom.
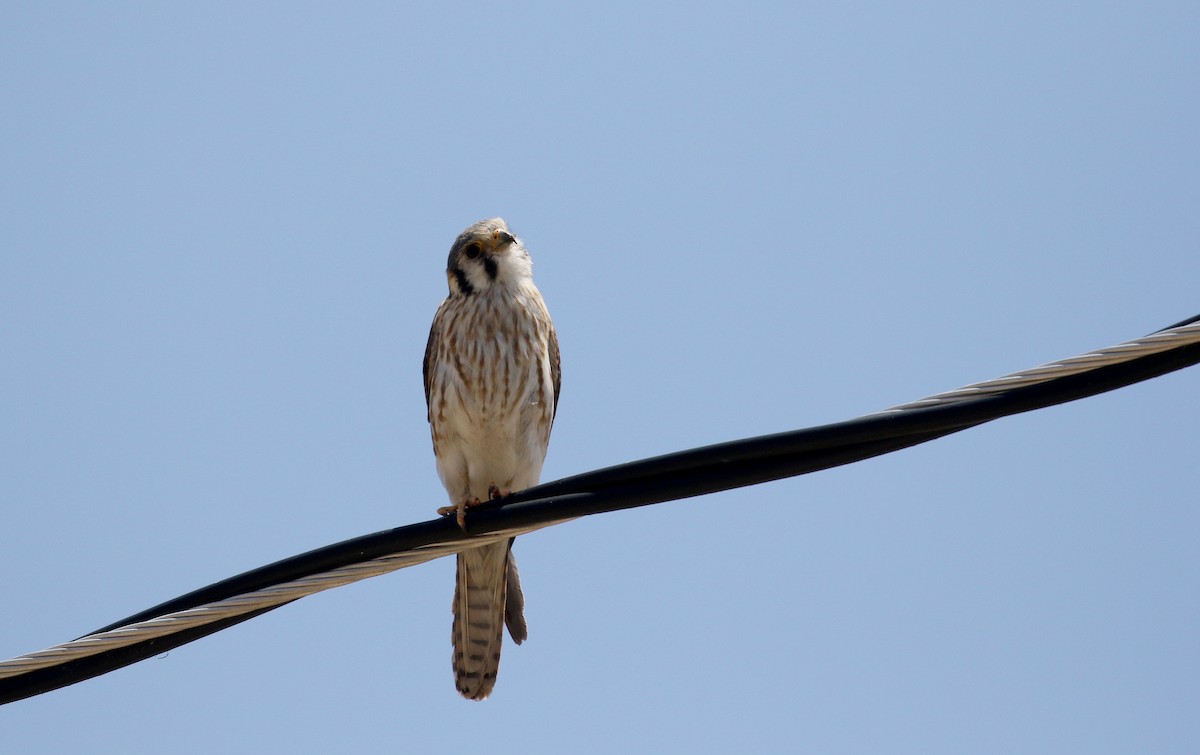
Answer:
[[445, 217, 533, 295]]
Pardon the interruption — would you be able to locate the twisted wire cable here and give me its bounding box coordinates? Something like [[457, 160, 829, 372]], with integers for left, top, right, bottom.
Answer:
[[882, 320, 1200, 412], [0, 524, 554, 680], [1, 314, 1197, 705]]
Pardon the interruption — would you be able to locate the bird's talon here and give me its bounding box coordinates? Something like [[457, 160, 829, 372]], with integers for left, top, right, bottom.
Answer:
[[488, 485, 510, 501], [437, 498, 482, 531]]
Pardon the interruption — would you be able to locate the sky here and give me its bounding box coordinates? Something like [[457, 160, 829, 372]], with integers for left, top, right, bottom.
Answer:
[[2, 2, 1198, 753]]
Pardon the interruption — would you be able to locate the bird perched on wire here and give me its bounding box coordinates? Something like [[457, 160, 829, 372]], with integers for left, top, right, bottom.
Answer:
[[423, 217, 561, 700]]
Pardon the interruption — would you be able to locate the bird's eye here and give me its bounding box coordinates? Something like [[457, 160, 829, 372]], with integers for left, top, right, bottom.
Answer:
[[463, 243, 482, 260]]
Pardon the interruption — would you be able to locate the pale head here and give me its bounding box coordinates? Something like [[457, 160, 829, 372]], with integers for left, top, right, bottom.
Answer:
[[446, 217, 534, 296]]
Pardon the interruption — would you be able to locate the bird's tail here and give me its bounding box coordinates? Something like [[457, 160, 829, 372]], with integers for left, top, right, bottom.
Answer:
[[452, 540, 524, 700]]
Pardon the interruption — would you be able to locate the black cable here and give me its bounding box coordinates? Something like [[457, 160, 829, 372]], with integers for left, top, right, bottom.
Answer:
[[1, 314, 1196, 706]]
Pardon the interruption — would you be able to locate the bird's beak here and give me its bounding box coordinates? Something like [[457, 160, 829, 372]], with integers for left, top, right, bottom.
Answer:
[[493, 230, 516, 248]]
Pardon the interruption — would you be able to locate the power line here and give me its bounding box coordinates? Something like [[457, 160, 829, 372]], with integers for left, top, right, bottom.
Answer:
[[1, 315, 1197, 706]]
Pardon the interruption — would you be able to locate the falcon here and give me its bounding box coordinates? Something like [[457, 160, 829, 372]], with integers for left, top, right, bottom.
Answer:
[[422, 217, 561, 700]]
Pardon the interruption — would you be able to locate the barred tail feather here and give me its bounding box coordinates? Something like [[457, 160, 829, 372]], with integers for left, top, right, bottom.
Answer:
[[452, 542, 510, 700], [504, 541, 527, 644]]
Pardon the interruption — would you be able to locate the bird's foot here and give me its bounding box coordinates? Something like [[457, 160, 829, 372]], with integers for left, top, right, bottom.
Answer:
[[437, 497, 482, 530], [487, 485, 511, 501]]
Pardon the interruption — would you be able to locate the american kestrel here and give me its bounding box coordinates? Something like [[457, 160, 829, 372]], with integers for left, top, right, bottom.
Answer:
[[423, 218, 561, 700]]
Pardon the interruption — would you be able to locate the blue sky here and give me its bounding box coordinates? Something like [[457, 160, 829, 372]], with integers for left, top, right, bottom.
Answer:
[[2, 2, 1198, 753]]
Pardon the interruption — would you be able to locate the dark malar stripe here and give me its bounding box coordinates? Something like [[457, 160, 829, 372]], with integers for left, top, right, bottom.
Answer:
[[483, 256, 498, 281], [453, 267, 474, 295]]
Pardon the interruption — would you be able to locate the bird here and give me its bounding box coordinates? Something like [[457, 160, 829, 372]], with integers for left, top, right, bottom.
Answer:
[[422, 217, 561, 700]]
